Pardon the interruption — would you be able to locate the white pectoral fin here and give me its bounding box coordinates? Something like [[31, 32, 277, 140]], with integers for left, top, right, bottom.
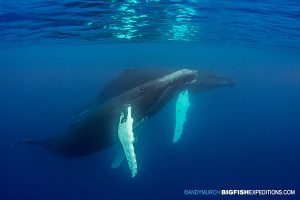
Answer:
[[112, 125, 143, 169], [173, 89, 190, 143], [118, 105, 137, 177]]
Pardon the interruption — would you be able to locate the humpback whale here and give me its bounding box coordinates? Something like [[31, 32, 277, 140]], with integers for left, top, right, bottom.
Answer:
[[97, 68, 234, 104], [71, 68, 234, 123], [24, 69, 198, 158]]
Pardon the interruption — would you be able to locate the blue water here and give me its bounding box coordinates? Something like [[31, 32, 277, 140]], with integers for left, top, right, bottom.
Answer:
[[0, 0, 300, 200]]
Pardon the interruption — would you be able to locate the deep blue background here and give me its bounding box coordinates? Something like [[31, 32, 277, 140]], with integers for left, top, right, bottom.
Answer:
[[0, 0, 300, 199], [0, 44, 299, 199]]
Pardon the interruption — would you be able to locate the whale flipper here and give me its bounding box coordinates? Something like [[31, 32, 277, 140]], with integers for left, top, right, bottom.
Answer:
[[111, 149, 125, 169], [173, 89, 190, 143], [111, 124, 144, 169], [118, 105, 137, 177]]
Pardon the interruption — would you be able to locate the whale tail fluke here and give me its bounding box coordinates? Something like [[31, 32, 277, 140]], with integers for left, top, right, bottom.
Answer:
[[10, 139, 43, 147], [22, 138, 62, 156], [21, 139, 50, 150], [10, 139, 39, 147], [22, 138, 47, 148], [22, 138, 55, 151]]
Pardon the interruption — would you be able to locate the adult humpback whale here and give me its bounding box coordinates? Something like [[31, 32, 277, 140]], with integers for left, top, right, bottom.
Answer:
[[24, 69, 198, 158]]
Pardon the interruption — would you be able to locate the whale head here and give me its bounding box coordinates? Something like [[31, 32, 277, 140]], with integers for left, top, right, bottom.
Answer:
[[133, 69, 197, 118], [155, 69, 198, 101], [193, 70, 235, 91]]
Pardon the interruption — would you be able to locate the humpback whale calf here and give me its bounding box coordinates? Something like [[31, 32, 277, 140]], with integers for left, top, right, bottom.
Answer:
[[24, 69, 198, 158], [71, 68, 235, 123], [97, 68, 234, 104]]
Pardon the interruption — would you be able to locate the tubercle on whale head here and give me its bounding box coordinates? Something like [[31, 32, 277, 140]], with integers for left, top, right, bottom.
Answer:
[[157, 69, 198, 93], [182, 69, 198, 85], [152, 69, 198, 103]]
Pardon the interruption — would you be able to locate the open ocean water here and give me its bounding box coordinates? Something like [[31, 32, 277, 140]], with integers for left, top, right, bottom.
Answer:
[[0, 0, 299, 200]]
